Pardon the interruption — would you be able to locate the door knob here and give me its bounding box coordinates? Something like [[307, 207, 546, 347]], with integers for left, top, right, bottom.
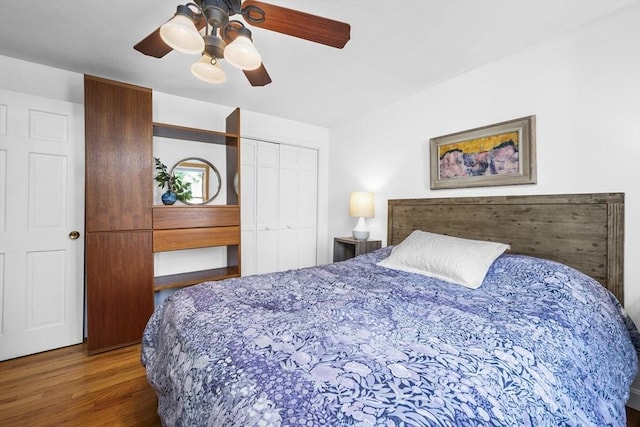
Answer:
[[69, 231, 80, 240]]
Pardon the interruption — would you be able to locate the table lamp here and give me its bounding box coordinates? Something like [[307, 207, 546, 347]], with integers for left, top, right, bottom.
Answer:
[[349, 191, 374, 240]]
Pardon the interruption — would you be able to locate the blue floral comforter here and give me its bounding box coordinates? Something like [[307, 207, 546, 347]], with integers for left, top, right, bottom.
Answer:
[[142, 249, 639, 426]]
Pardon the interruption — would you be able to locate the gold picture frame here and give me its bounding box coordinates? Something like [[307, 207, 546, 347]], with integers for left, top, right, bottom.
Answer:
[[430, 115, 536, 190]]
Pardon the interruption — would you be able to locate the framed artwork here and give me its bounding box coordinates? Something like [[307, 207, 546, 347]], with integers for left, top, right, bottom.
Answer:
[[430, 115, 536, 190]]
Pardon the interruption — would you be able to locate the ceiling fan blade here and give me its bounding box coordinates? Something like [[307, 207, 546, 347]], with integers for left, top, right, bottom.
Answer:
[[243, 63, 272, 86], [134, 27, 173, 58], [241, 0, 350, 49], [134, 15, 207, 58]]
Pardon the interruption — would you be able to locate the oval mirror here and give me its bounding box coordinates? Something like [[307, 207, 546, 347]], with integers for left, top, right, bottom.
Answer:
[[170, 157, 222, 205]]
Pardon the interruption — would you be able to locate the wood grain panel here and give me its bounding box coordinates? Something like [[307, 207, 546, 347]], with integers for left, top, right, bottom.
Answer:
[[153, 266, 240, 291], [153, 122, 235, 144], [226, 108, 240, 206], [153, 226, 240, 252], [608, 202, 624, 304], [153, 206, 239, 229], [388, 193, 624, 304], [86, 231, 153, 354], [84, 75, 152, 232]]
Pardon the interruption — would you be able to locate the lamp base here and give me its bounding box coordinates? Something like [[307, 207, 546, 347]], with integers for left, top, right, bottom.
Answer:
[[352, 230, 370, 241], [352, 216, 369, 240]]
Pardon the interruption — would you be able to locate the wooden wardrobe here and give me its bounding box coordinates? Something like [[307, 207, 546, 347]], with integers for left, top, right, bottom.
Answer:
[[84, 76, 154, 354], [84, 75, 241, 354]]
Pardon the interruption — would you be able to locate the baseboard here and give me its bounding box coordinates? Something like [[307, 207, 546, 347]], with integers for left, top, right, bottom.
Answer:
[[628, 386, 640, 410]]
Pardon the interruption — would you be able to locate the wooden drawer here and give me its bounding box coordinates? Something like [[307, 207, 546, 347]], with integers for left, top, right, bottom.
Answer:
[[153, 226, 240, 252], [153, 205, 239, 229]]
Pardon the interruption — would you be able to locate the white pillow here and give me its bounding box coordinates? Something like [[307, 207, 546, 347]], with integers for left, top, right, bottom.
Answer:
[[377, 230, 509, 289]]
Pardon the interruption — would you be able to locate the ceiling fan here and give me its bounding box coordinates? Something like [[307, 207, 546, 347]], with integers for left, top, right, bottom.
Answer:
[[134, 0, 351, 87]]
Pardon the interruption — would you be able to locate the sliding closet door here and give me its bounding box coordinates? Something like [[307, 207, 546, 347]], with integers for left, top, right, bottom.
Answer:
[[255, 142, 279, 274], [240, 139, 257, 275], [278, 146, 298, 271], [278, 146, 317, 270], [297, 148, 318, 267], [241, 139, 318, 276]]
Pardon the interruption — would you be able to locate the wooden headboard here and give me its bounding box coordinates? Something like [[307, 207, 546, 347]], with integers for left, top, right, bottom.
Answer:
[[387, 193, 625, 304]]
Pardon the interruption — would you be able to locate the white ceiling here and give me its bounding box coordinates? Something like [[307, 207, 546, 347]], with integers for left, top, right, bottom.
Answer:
[[0, 0, 636, 127]]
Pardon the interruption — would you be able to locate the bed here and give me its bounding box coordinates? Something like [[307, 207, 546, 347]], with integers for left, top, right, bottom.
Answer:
[[142, 193, 638, 426]]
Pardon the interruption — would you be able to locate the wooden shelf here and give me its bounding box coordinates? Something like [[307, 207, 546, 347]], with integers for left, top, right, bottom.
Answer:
[[153, 122, 238, 144], [153, 266, 240, 292], [152, 109, 241, 293]]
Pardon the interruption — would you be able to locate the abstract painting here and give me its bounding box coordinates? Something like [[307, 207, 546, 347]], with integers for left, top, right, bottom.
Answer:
[[430, 116, 536, 189]]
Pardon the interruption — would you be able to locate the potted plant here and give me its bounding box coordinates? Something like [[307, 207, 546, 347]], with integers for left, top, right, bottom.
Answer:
[[154, 157, 192, 205]]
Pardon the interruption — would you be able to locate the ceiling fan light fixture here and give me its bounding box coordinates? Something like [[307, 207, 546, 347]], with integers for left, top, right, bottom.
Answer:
[[136, 0, 351, 86], [191, 55, 226, 83], [201, 1, 231, 28], [224, 27, 262, 71], [202, 34, 227, 61], [160, 5, 205, 55]]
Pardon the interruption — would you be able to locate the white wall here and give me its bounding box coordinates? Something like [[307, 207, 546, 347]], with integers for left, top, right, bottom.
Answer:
[[329, 7, 640, 317], [329, 4, 640, 406]]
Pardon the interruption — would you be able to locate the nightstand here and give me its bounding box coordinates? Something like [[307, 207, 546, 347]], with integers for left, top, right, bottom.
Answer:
[[333, 237, 382, 262]]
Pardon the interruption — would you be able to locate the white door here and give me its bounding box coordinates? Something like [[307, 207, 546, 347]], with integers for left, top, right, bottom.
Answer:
[[0, 89, 84, 360], [278, 146, 318, 270], [297, 148, 318, 268], [240, 139, 257, 276], [255, 142, 279, 274], [278, 145, 299, 271]]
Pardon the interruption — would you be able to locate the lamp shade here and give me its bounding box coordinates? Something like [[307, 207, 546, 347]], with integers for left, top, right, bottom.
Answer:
[[349, 192, 374, 218], [160, 13, 204, 55], [224, 35, 262, 71], [191, 55, 226, 83]]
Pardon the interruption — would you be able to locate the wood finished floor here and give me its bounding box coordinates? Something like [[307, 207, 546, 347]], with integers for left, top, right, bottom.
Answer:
[[0, 342, 639, 426], [0, 343, 160, 426]]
